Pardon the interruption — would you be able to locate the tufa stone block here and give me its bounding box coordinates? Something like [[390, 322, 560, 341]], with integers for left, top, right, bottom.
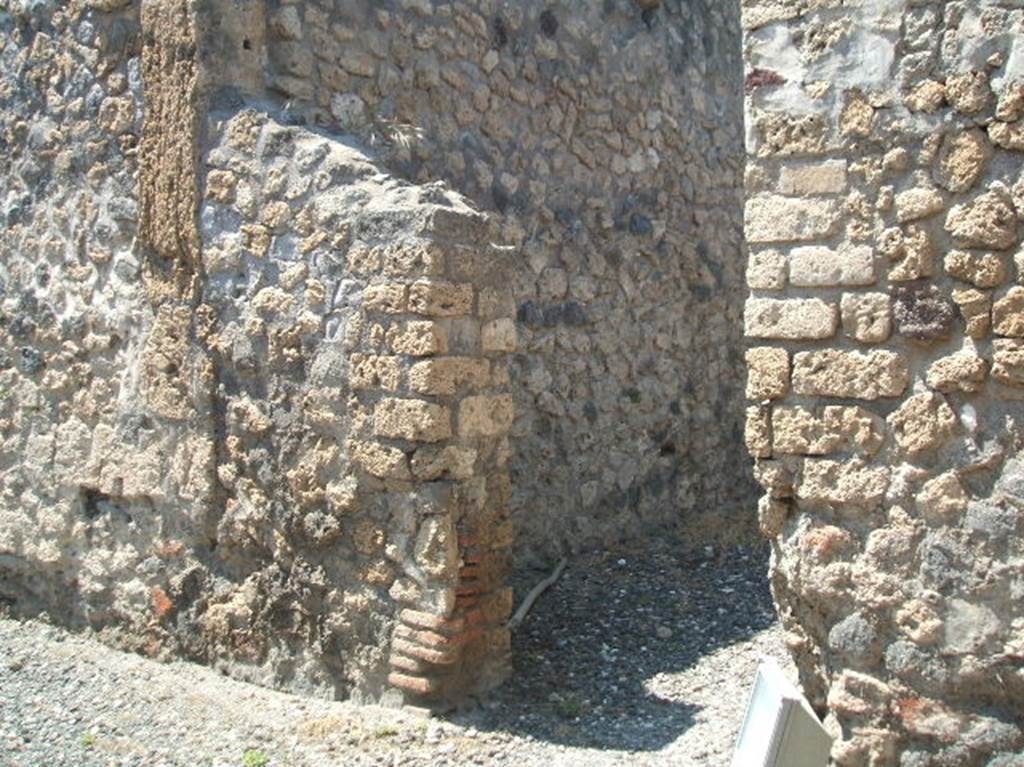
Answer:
[[458, 394, 514, 438], [745, 297, 838, 340], [789, 245, 875, 287], [409, 357, 490, 396], [408, 280, 474, 317], [778, 160, 848, 195], [374, 398, 453, 442], [745, 347, 790, 400], [747, 250, 787, 290], [841, 292, 892, 343], [792, 350, 909, 399], [481, 318, 517, 352], [745, 196, 841, 243]]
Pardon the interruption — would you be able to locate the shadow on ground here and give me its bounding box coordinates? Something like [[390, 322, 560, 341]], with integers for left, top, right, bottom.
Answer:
[[452, 537, 778, 753]]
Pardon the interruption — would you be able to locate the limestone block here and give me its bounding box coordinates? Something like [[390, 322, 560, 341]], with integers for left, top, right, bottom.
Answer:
[[458, 394, 514, 438], [745, 347, 790, 400], [895, 187, 946, 223], [925, 351, 987, 393], [916, 472, 968, 524], [992, 339, 1024, 386], [350, 354, 402, 391], [945, 189, 1019, 251], [992, 286, 1024, 336], [841, 292, 892, 343], [886, 393, 958, 456], [793, 350, 909, 399], [747, 250, 787, 290], [944, 251, 1007, 289], [798, 459, 890, 505], [745, 405, 771, 458], [364, 283, 408, 314], [934, 130, 991, 193], [481, 318, 517, 352], [374, 398, 452, 442], [772, 406, 885, 456], [778, 160, 848, 195], [892, 284, 956, 342], [408, 280, 473, 316], [952, 289, 991, 340], [744, 297, 838, 340], [745, 196, 840, 243], [789, 245, 875, 287], [409, 357, 490, 396], [386, 321, 447, 356]]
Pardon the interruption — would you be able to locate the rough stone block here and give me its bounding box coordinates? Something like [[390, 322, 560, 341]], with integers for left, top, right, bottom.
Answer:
[[409, 358, 490, 396], [798, 459, 890, 505], [745, 347, 790, 400], [386, 321, 447, 356], [481, 318, 517, 352], [886, 393, 958, 456], [944, 251, 1007, 289], [458, 395, 514, 437], [745, 405, 772, 458], [993, 287, 1024, 337], [926, 352, 988, 393], [792, 350, 909, 399], [350, 354, 402, 391], [917, 472, 968, 524], [789, 245, 875, 287], [894, 187, 946, 223], [772, 406, 885, 456], [778, 160, 848, 195], [745, 297, 838, 340], [883, 225, 934, 282], [364, 283, 408, 314], [374, 398, 452, 442], [993, 339, 1024, 386], [348, 439, 411, 480], [952, 289, 992, 340], [935, 130, 991, 193], [945, 188, 1018, 251], [841, 292, 892, 343], [892, 284, 956, 342], [745, 196, 840, 243], [408, 280, 473, 316]]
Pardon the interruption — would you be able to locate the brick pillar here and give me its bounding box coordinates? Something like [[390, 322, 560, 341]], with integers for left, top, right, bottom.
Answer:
[[342, 204, 514, 706]]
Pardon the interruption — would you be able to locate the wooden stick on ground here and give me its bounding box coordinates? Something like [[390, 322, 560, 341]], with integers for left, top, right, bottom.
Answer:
[[507, 558, 568, 630]]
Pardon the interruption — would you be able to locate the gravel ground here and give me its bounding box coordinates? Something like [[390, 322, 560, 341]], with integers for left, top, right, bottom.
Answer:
[[0, 540, 796, 767]]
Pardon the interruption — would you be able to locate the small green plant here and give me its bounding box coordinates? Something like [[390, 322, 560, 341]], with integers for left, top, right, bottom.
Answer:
[[242, 749, 269, 767], [374, 725, 400, 739], [80, 732, 97, 749], [552, 692, 584, 719]]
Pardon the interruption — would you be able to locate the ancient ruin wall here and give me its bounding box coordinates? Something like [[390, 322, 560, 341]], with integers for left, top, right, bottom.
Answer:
[[743, 1, 1024, 763], [0, 1, 513, 705], [254, 0, 755, 557]]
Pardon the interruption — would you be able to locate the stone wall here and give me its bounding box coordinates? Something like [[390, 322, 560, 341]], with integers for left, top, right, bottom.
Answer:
[[743, 1, 1024, 763], [254, 0, 755, 557], [0, 0, 513, 706]]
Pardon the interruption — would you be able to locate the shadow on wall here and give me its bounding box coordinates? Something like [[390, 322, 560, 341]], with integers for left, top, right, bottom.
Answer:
[[452, 541, 777, 753]]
